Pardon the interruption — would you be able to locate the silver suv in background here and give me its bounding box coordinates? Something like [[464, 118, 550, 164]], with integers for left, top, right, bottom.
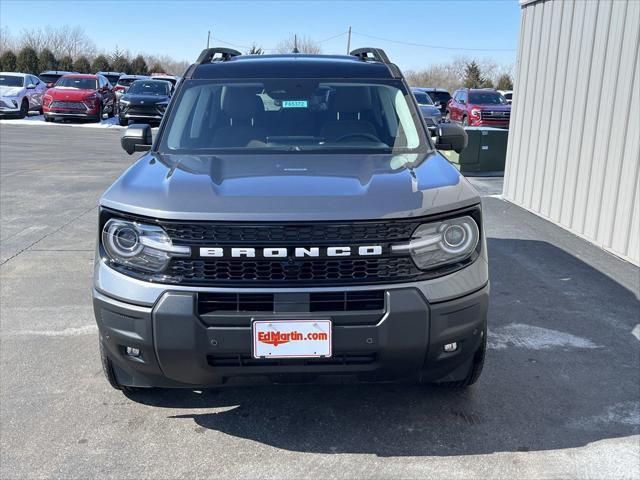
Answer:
[[0, 72, 47, 118]]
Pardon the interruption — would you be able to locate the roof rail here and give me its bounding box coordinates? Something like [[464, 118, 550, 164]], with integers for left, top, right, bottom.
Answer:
[[195, 47, 242, 64], [349, 48, 391, 64]]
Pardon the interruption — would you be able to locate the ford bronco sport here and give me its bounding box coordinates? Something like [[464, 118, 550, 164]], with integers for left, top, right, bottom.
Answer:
[[94, 47, 489, 391]]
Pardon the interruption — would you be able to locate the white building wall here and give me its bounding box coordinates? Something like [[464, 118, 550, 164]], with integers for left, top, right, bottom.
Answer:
[[504, 0, 640, 265]]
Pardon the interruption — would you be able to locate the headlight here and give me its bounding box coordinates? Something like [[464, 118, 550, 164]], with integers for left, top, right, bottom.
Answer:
[[102, 219, 190, 272], [392, 216, 480, 269]]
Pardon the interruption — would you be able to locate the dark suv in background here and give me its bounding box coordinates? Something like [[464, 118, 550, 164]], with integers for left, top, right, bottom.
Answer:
[[447, 88, 510, 128], [38, 70, 77, 88], [420, 88, 451, 115], [117, 79, 172, 126]]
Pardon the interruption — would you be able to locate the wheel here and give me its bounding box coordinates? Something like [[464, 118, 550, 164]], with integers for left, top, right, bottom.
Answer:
[[93, 103, 103, 123], [44, 116, 53, 123], [107, 101, 115, 118], [434, 331, 486, 388], [118, 116, 128, 127], [461, 116, 469, 127], [17, 99, 28, 119], [100, 339, 124, 390]]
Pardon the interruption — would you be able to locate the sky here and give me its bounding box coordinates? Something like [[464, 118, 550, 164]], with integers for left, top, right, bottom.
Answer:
[[0, 0, 522, 71]]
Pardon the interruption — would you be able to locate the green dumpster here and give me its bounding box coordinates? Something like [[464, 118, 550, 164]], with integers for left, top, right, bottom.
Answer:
[[441, 126, 508, 175]]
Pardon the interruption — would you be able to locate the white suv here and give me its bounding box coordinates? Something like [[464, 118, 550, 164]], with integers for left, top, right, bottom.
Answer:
[[0, 72, 47, 118]]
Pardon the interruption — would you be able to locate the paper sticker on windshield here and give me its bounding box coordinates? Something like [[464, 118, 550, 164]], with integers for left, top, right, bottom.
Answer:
[[282, 100, 308, 108]]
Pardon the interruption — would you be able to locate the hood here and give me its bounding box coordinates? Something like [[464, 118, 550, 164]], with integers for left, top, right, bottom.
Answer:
[[47, 88, 96, 100], [419, 105, 441, 117], [121, 93, 170, 105], [101, 152, 480, 221], [474, 103, 511, 111], [0, 86, 24, 97]]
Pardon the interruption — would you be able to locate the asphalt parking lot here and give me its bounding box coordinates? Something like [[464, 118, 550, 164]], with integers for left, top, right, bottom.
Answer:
[[0, 123, 639, 479]]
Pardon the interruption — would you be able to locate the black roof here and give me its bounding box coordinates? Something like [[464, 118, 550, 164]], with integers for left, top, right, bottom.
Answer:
[[190, 54, 398, 80]]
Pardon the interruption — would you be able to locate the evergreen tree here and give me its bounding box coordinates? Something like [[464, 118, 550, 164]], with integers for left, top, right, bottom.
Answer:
[[73, 56, 91, 73], [0, 50, 17, 71], [38, 48, 57, 71], [130, 55, 148, 75], [16, 47, 39, 74], [463, 61, 485, 89], [496, 73, 513, 91], [91, 54, 110, 72], [58, 55, 74, 71]]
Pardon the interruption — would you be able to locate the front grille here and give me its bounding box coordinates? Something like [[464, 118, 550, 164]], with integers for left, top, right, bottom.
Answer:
[[207, 352, 377, 367], [170, 257, 420, 286], [480, 110, 510, 121], [163, 221, 419, 245], [197, 290, 384, 315], [49, 100, 86, 110]]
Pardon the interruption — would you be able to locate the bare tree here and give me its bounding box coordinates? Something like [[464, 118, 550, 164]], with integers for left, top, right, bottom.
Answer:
[[16, 25, 96, 59], [276, 35, 321, 54], [0, 26, 14, 53]]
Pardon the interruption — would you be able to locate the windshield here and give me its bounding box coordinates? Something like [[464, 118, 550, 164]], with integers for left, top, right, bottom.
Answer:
[[128, 80, 170, 96], [160, 80, 427, 154], [413, 92, 433, 105], [0, 75, 24, 87], [469, 91, 507, 105], [55, 77, 97, 90], [117, 77, 139, 87]]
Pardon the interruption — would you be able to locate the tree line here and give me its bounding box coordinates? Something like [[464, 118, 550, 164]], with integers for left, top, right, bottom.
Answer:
[[0, 25, 189, 75]]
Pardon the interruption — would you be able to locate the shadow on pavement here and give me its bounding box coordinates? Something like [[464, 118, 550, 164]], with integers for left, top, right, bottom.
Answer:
[[126, 238, 640, 456]]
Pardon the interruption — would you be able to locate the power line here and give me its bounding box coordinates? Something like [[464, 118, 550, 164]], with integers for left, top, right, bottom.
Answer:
[[352, 31, 517, 52]]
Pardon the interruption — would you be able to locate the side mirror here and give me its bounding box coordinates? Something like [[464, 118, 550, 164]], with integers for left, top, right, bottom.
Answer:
[[435, 122, 468, 153], [121, 124, 152, 155]]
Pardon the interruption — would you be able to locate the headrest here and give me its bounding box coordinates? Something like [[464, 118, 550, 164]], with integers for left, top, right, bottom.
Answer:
[[222, 88, 263, 118], [332, 87, 372, 114]]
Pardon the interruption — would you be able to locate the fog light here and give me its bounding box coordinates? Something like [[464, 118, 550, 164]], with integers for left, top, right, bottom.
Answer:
[[444, 342, 458, 352], [125, 347, 141, 357]]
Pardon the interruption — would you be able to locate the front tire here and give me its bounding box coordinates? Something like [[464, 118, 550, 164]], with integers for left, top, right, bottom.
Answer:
[[18, 99, 28, 119], [118, 116, 128, 127], [93, 103, 103, 123], [461, 116, 469, 127]]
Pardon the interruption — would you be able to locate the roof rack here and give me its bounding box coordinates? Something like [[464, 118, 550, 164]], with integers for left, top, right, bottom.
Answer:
[[195, 47, 242, 64], [349, 48, 391, 64]]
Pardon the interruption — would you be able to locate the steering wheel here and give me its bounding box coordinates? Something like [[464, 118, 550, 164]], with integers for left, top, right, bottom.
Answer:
[[334, 133, 380, 143]]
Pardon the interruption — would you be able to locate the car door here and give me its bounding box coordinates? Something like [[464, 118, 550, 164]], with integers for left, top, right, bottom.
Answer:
[[458, 90, 468, 121], [32, 76, 46, 107], [449, 91, 460, 121]]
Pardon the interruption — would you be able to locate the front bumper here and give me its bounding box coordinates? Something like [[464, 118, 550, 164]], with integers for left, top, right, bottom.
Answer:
[[94, 284, 488, 387], [0, 97, 21, 114], [119, 105, 165, 122]]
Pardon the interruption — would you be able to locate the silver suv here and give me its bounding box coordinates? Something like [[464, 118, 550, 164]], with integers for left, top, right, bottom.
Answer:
[[94, 47, 487, 393]]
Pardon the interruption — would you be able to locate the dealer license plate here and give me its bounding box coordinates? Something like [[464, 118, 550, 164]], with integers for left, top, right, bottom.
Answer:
[[252, 320, 332, 359]]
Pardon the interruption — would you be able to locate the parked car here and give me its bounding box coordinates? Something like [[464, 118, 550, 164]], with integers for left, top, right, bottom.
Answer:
[[418, 88, 451, 115], [42, 74, 116, 122], [95, 47, 487, 394], [150, 73, 180, 90], [38, 70, 77, 88], [447, 88, 511, 128], [411, 88, 441, 137], [0, 72, 48, 118], [118, 79, 172, 126], [114, 74, 149, 106], [97, 71, 126, 86], [498, 89, 513, 104]]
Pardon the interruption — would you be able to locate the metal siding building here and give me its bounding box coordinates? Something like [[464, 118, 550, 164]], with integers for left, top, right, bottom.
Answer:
[[504, 0, 640, 265]]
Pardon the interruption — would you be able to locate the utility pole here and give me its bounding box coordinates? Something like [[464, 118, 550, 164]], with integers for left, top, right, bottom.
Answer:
[[207, 30, 211, 49], [347, 26, 352, 54], [293, 34, 299, 53]]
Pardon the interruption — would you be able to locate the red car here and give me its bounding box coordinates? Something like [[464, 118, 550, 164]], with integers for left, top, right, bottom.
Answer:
[[446, 88, 511, 128], [43, 74, 116, 122]]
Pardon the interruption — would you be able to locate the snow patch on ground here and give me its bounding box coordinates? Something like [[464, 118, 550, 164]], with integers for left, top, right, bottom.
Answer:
[[632, 324, 640, 341], [7, 325, 98, 337], [488, 323, 600, 350], [570, 401, 640, 429], [0, 114, 124, 129]]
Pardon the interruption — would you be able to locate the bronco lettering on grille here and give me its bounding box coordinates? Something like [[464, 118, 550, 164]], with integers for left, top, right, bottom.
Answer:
[[199, 246, 383, 258]]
